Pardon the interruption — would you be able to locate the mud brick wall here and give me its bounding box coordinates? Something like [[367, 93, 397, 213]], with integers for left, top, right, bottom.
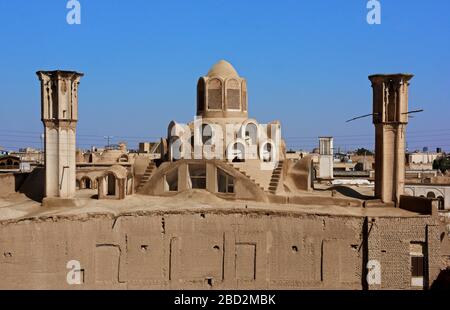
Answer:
[[366, 216, 442, 289], [0, 210, 364, 289], [0, 210, 442, 289]]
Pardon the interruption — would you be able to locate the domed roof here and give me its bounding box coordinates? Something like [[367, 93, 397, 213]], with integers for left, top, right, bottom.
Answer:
[[207, 60, 239, 78]]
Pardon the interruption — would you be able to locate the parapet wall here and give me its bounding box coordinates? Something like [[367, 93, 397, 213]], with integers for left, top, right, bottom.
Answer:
[[0, 207, 442, 289], [0, 210, 365, 289], [0, 173, 28, 197], [399, 195, 438, 216]]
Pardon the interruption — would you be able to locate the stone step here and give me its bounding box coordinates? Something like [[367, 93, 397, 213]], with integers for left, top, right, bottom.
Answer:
[[137, 162, 157, 189]]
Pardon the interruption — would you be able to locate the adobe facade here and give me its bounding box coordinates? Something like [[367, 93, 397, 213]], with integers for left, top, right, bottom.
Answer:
[[0, 199, 444, 290]]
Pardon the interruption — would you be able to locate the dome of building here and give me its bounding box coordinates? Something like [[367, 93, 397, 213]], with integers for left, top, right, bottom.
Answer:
[[207, 60, 239, 78], [197, 60, 248, 119]]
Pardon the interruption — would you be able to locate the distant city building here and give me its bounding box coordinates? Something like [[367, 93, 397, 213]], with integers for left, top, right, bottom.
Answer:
[[0, 155, 20, 171], [406, 150, 441, 171], [318, 137, 333, 180]]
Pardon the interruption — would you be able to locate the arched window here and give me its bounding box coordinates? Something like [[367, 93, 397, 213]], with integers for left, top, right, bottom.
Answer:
[[244, 123, 258, 145], [197, 78, 205, 112], [427, 192, 436, 199], [261, 142, 274, 162], [207, 78, 222, 110], [201, 124, 213, 145], [170, 136, 182, 161], [226, 79, 240, 110], [231, 142, 246, 162]]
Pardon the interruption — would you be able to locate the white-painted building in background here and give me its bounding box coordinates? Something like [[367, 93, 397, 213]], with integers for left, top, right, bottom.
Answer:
[[318, 137, 333, 180]]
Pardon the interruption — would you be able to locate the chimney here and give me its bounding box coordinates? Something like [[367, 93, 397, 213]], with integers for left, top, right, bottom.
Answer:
[[369, 74, 414, 205]]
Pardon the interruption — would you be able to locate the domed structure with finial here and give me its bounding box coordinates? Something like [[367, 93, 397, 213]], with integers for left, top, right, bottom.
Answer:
[[165, 60, 285, 170], [197, 60, 248, 119]]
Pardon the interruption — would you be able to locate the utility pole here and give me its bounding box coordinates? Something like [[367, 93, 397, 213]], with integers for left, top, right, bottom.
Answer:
[[104, 136, 114, 149]]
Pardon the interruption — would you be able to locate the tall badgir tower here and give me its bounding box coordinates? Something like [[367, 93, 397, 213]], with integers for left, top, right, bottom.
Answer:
[[37, 70, 83, 203], [369, 73, 413, 205]]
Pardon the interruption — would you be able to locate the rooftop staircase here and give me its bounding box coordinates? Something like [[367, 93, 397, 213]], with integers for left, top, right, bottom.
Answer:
[[136, 161, 156, 191], [230, 160, 275, 192], [268, 160, 284, 194]]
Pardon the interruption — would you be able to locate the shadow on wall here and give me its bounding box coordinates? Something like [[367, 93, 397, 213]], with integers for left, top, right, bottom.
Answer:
[[14, 173, 29, 191], [284, 156, 313, 192], [327, 185, 375, 200], [431, 269, 450, 290], [18, 167, 44, 202]]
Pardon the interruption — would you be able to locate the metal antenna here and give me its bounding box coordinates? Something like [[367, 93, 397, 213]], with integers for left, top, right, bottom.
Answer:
[[345, 113, 376, 123], [346, 109, 423, 123], [401, 109, 424, 115]]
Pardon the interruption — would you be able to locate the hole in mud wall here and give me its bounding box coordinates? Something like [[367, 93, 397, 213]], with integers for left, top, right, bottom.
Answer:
[[206, 278, 213, 287], [3, 252, 12, 258], [141, 245, 149, 252], [200, 213, 206, 219], [351, 244, 358, 250], [292, 246, 298, 253], [213, 245, 220, 251]]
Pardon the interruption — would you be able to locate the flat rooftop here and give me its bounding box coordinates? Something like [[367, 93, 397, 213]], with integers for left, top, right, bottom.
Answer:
[[0, 187, 423, 224]]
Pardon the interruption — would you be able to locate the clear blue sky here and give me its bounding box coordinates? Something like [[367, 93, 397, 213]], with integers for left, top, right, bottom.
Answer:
[[0, 0, 449, 152]]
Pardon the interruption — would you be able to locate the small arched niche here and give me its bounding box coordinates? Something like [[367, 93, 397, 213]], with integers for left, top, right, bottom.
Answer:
[[207, 78, 223, 110], [226, 79, 241, 110]]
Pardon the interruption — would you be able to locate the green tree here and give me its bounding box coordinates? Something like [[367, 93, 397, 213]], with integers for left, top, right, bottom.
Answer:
[[355, 148, 374, 156], [433, 156, 450, 173]]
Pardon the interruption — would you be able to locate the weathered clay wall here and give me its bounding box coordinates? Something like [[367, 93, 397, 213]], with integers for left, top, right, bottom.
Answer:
[[0, 174, 15, 197], [0, 173, 28, 197], [399, 195, 436, 215], [0, 210, 364, 289], [366, 216, 444, 290]]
